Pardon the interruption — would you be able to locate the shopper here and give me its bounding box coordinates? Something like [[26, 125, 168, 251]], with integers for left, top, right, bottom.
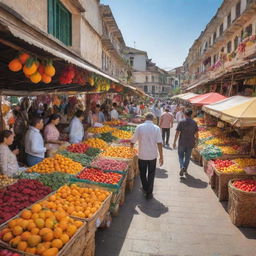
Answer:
[[110, 103, 119, 120], [159, 108, 174, 147], [176, 106, 186, 123], [69, 110, 85, 144], [173, 109, 199, 177], [92, 104, 105, 125], [131, 113, 163, 199], [0, 130, 19, 177], [25, 116, 46, 167], [152, 104, 161, 125]]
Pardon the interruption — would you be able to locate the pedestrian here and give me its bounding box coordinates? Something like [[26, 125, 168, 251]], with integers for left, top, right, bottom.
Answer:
[[131, 113, 163, 199], [159, 108, 174, 147], [110, 103, 119, 120], [173, 109, 199, 177], [152, 104, 161, 125], [69, 110, 85, 144], [176, 106, 186, 123]]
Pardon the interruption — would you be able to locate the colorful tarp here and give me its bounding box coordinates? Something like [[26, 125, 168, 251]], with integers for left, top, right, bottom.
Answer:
[[189, 93, 227, 106], [178, 93, 198, 100], [203, 96, 256, 127]]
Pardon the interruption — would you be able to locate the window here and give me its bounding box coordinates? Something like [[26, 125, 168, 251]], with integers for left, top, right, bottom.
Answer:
[[234, 36, 239, 50], [152, 86, 155, 94], [208, 37, 212, 47], [145, 76, 148, 82], [213, 32, 217, 43], [227, 41, 232, 53], [144, 86, 148, 93], [236, 1, 241, 19], [227, 12, 231, 27], [129, 57, 134, 67], [219, 23, 224, 36], [48, 0, 72, 46], [152, 76, 154, 82], [213, 55, 217, 64], [245, 24, 253, 37]]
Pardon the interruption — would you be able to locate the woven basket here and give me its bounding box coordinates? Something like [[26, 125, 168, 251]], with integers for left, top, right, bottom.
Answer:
[[228, 179, 256, 227]]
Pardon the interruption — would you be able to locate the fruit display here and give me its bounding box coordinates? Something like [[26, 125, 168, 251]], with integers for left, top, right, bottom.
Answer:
[[200, 145, 222, 160], [0, 206, 83, 255], [101, 146, 137, 159], [218, 164, 244, 174], [194, 117, 205, 126], [232, 179, 256, 192], [66, 143, 89, 154], [77, 168, 123, 185], [58, 151, 93, 167], [204, 138, 223, 145], [39, 184, 110, 219], [198, 131, 213, 140], [119, 125, 136, 133], [0, 175, 16, 189], [27, 154, 83, 174], [84, 138, 108, 150], [219, 146, 239, 155], [0, 248, 21, 256], [112, 130, 133, 140], [98, 132, 118, 143], [85, 147, 101, 158], [87, 126, 117, 134], [0, 179, 52, 224], [91, 158, 128, 171], [213, 160, 235, 171], [103, 120, 122, 126], [233, 158, 256, 168]]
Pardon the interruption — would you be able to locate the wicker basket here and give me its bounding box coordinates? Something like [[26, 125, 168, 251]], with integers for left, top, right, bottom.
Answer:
[[228, 179, 256, 227]]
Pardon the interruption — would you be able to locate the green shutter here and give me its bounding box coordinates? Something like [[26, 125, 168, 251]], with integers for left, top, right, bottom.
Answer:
[[47, 0, 72, 46]]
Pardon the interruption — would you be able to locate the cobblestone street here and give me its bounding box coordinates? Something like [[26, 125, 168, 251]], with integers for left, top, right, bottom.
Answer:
[[95, 128, 256, 256]]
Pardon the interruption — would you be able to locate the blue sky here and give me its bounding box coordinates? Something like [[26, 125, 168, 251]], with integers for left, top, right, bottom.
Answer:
[[101, 0, 223, 70]]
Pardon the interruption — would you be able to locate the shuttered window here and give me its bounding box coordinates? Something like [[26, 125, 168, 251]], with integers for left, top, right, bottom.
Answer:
[[48, 0, 72, 46]]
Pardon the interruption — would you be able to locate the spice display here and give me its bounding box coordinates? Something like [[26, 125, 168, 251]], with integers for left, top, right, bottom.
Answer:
[[91, 158, 128, 171]]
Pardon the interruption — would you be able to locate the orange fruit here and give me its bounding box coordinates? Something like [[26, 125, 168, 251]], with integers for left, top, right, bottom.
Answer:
[[42, 247, 58, 256], [27, 221, 36, 231], [35, 218, 45, 229], [43, 241, 51, 249], [12, 226, 23, 236], [39, 211, 46, 219], [45, 218, 55, 229], [74, 220, 83, 228], [51, 238, 63, 249], [31, 227, 40, 235], [3, 232, 13, 242], [31, 203, 42, 213], [32, 213, 40, 220], [42, 230, 54, 242], [1, 228, 11, 236], [21, 209, 32, 219], [21, 231, 31, 241], [58, 221, 68, 231], [39, 228, 52, 236], [60, 233, 69, 244], [53, 227, 62, 239], [25, 247, 37, 254], [27, 234, 41, 247], [66, 224, 77, 237], [20, 219, 29, 230], [37, 243, 47, 254], [10, 235, 21, 248], [17, 241, 28, 252]]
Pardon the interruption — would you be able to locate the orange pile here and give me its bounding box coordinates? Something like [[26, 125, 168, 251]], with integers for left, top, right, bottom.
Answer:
[[0, 204, 83, 255], [104, 120, 121, 126], [27, 154, 82, 174], [112, 130, 133, 140], [84, 138, 108, 150], [87, 126, 116, 134], [101, 146, 137, 159], [39, 184, 110, 219]]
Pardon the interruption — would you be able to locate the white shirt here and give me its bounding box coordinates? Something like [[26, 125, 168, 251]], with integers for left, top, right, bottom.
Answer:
[[69, 117, 84, 144], [25, 126, 46, 158], [170, 104, 177, 114], [131, 120, 162, 160], [110, 109, 119, 120], [176, 111, 186, 123]]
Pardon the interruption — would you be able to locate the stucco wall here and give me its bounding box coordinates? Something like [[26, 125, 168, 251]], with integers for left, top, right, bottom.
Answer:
[[1, 0, 47, 32], [133, 55, 147, 71]]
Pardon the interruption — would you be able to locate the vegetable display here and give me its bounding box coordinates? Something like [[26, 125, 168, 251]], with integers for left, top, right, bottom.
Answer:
[[119, 125, 136, 133], [77, 168, 122, 184], [0, 179, 52, 224], [0, 175, 16, 189], [200, 145, 222, 160], [85, 147, 101, 158], [112, 130, 133, 140], [233, 179, 256, 192], [84, 138, 108, 150], [101, 146, 137, 159], [39, 184, 110, 219], [0, 248, 21, 256], [99, 132, 118, 143], [87, 126, 117, 134], [58, 151, 93, 167], [66, 143, 89, 154], [0, 205, 83, 255], [213, 160, 235, 171], [219, 146, 240, 155], [91, 158, 128, 171], [27, 154, 82, 174]]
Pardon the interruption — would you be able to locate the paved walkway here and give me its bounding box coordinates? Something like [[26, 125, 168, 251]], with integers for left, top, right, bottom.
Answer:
[[95, 128, 256, 256]]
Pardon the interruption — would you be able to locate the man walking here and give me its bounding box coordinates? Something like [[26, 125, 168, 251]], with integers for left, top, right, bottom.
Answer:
[[159, 108, 173, 147], [131, 113, 163, 199], [173, 109, 198, 177]]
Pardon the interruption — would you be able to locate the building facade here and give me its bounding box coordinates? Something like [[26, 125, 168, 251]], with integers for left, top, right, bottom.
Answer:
[[126, 47, 172, 97], [182, 0, 256, 93]]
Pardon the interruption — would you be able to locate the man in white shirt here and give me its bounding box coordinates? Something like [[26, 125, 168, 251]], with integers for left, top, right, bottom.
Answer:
[[131, 113, 163, 199], [110, 103, 119, 120], [69, 110, 85, 144], [25, 116, 46, 167], [176, 106, 186, 123]]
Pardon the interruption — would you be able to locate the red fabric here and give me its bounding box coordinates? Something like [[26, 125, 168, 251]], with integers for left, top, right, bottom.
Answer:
[[189, 93, 227, 106]]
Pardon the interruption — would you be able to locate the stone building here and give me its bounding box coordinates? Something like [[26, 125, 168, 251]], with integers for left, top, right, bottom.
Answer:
[[126, 47, 172, 97], [182, 0, 256, 95]]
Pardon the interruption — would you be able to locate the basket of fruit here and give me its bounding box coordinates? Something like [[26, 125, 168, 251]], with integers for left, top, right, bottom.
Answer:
[[228, 178, 256, 227]]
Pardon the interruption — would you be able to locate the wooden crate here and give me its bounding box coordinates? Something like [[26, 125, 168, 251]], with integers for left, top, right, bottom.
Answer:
[[212, 168, 255, 201], [228, 179, 256, 227], [192, 148, 202, 166], [83, 231, 95, 256]]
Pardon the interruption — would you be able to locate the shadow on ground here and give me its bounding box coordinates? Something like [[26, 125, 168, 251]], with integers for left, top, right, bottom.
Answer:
[[180, 174, 208, 189], [95, 177, 169, 256], [155, 168, 168, 179]]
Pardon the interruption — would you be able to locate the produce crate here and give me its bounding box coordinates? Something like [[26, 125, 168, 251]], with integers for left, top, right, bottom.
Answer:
[[0, 216, 87, 256], [228, 179, 256, 227], [192, 148, 203, 166], [82, 228, 95, 256], [212, 167, 255, 201]]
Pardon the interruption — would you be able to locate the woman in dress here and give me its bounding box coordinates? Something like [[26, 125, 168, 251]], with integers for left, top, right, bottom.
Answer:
[[0, 130, 19, 177]]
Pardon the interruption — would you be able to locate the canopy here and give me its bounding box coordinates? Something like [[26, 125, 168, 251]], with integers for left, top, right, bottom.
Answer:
[[203, 96, 256, 127], [178, 93, 198, 100], [189, 93, 227, 106]]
